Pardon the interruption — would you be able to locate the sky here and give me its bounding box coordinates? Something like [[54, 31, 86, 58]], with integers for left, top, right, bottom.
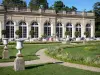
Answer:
[[0, 0, 100, 11]]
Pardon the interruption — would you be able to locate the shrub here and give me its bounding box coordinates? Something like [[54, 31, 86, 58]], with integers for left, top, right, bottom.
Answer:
[[84, 31, 90, 37], [15, 30, 22, 37], [75, 31, 81, 37], [29, 30, 35, 38], [84, 57, 93, 63], [65, 31, 71, 37]]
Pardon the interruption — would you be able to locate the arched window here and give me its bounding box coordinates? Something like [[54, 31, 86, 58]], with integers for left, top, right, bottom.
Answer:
[[76, 23, 81, 37], [56, 22, 62, 38], [86, 24, 91, 31], [31, 21, 38, 38], [66, 23, 72, 37], [86, 24, 91, 37], [6, 20, 14, 38], [19, 21, 27, 38], [44, 22, 51, 37]]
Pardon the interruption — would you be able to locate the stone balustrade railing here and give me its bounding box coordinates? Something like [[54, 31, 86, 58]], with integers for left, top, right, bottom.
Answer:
[[0, 5, 95, 16]]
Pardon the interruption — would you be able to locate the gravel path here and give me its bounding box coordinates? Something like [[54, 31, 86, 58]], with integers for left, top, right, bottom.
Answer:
[[0, 49, 100, 72]]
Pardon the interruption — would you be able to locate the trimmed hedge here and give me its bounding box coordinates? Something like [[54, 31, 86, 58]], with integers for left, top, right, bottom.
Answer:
[[0, 41, 61, 45]]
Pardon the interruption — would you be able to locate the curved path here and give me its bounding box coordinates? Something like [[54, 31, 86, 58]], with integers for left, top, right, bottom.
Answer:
[[0, 49, 100, 72]]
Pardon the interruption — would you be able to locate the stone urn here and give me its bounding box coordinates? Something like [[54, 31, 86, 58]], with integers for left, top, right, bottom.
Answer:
[[66, 35, 70, 41], [55, 36, 59, 42], [76, 37, 81, 41], [14, 39, 25, 71], [2, 38, 9, 59], [16, 39, 24, 57]]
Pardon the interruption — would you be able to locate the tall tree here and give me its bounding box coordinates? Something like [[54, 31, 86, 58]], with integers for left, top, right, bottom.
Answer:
[[53, 1, 65, 12], [93, 2, 100, 22], [2, 0, 27, 8], [71, 6, 77, 11], [39, 0, 48, 9], [28, 0, 40, 10], [28, 0, 48, 10], [93, 2, 100, 37]]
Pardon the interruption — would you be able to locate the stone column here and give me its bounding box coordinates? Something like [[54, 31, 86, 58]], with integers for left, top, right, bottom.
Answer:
[[91, 20, 95, 37], [27, 23, 31, 38], [0, 21, 2, 39], [62, 24, 66, 38], [81, 20, 86, 37], [51, 18, 56, 36], [39, 16, 44, 38], [0, 21, 4, 38], [14, 21, 19, 39], [72, 24, 75, 38]]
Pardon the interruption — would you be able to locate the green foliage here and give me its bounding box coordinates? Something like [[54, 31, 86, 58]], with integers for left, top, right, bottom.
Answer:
[[65, 31, 71, 36], [71, 6, 77, 11], [53, 1, 65, 12], [84, 46, 97, 51], [84, 31, 90, 37], [41, 34, 47, 38], [2, 0, 27, 8], [29, 30, 35, 37], [1, 30, 7, 35], [15, 30, 22, 36], [93, 2, 100, 35], [95, 31, 100, 37], [46, 44, 100, 67], [28, 0, 48, 10], [75, 31, 81, 37], [28, 0, 40, 10]]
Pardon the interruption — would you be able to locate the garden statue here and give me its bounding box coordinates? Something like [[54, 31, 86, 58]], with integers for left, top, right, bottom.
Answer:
[[2, 38, 9, 59], [14, 39, 25, 71]]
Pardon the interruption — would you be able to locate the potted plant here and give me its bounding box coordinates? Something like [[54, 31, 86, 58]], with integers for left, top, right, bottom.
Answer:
[[29, 30, 34, 38], [65, 31, 71, 41], [65, 31, 71, 37], [75, 31, 81, 41], [84, 31, 90, 38], [1, 30, 7, 38], [15, 30, 22, 38], [41, 34, 47, 42], [75, 31, 81, 37]]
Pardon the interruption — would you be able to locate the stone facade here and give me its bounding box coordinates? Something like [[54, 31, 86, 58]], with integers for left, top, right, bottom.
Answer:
[[0, 5, 95, 40]]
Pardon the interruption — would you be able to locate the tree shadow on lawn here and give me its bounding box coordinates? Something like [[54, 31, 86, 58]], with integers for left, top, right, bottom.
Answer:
[[25, 62, 63, 70], [27, 54, 40, 56], [25, 63, 54, 70], [0, 56, 16, 59], [10, 56, 16, 59]]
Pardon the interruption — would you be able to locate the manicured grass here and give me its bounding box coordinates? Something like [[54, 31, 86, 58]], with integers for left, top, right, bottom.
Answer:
[[0, 44, 60, 62], [64, 44, 100, 58], [0, 64, 100, 75], [46, 43, 100, 67]]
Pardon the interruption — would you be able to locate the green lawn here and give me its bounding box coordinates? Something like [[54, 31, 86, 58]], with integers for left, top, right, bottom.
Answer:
[[0, 44, 60, 62], [0, 64, 100, 75], [64, 44, 100, 58]]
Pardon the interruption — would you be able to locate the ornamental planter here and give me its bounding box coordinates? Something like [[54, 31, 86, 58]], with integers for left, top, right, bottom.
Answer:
[[2, 38, 9, 59]]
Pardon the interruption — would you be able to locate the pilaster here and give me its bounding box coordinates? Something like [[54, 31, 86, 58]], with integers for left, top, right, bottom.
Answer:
[[62, 24, 66, 38], [91, 20, 95, 37], [72, 24, 75, 38]]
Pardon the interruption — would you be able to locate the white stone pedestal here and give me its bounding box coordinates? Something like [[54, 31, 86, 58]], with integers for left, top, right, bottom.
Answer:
[[14, 57, 25, 71], [76, 37, 81, 41], [2, 50, 9, 59]]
